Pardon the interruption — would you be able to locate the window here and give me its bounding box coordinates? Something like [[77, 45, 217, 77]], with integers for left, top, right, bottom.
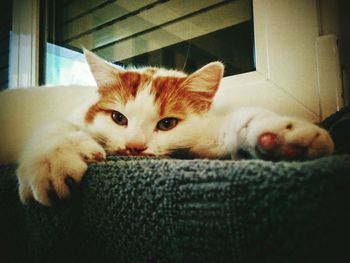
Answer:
[[40, 0, 255, 85], [45, 43, 95, 86], [9, 0, 343, 121]]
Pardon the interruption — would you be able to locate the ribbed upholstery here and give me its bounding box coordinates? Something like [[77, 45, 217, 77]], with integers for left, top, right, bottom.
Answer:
[[1, 155, 349, 263]]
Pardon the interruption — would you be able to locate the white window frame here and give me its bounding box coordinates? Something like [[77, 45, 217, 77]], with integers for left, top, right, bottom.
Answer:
[[9, 0, 342, 121], [215, 0, 343, 122]]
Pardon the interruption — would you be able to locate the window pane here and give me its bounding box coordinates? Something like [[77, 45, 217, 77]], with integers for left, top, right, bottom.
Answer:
[[42, 0, 255, 85]]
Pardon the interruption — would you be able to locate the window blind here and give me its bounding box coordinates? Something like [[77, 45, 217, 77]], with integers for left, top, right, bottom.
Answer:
[[54, 0, 252, 62]]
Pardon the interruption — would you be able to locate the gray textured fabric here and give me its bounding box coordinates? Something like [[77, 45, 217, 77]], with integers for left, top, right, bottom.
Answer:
[[1, 155, 350, 263]]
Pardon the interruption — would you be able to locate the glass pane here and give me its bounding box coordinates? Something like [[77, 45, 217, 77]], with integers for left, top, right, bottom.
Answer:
[[41, 0, 255, 85]]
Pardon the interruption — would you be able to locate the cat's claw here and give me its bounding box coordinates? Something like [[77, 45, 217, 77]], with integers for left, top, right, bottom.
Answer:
[[81, 150, 106, 162], [16, 125, 106, 206], [17, 153, 86, 206]]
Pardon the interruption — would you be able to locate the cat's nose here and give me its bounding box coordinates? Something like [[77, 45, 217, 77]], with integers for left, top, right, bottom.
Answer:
[[126, 143, 148, 155]]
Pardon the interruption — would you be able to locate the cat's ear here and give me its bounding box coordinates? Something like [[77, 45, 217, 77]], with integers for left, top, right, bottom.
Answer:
[[84, 49, 124, 89], [184, 62, 224, 96]]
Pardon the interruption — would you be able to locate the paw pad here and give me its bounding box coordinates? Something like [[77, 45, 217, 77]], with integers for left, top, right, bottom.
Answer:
[[258, 133, 277, 150], [281, 145, 305, 159]]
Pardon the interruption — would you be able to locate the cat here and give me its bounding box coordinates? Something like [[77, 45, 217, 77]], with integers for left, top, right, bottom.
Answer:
[[0, 49, 334, 206]]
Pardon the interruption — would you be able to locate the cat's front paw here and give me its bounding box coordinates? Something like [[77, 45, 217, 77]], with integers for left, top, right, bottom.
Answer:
[[17, 130, 106, 206], [246, 117, 334, 161]]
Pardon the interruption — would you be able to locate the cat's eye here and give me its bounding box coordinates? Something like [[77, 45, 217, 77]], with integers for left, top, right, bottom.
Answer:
[[111, 111, 128, 126], [156, 118, 179, 131]]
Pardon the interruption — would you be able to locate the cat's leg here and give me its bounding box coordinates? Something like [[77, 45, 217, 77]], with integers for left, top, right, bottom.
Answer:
[[17, 121, 106, 206], [229, 107, 334, 160]]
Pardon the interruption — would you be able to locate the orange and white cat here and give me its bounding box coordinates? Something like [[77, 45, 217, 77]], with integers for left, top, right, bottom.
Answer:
[[0, 50, 333, 206]]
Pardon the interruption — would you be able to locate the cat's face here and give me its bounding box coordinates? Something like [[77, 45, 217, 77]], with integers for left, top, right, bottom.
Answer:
[[84, 50, 224, 157]]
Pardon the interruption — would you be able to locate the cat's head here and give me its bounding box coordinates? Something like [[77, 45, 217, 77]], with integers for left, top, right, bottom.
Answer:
[[84, 49, 224, 157]]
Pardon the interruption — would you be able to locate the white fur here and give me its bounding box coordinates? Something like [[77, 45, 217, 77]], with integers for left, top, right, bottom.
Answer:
[[152, 68, 187, 78], [17, 121, 105, 205], [224, 107, 334, 159], [0, 52, 334, 206]]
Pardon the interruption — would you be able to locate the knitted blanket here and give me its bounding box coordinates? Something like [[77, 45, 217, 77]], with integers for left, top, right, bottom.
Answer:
[[1, 155, 350, 263]]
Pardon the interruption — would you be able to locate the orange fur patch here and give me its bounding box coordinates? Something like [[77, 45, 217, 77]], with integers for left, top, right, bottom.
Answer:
[[85, 71, 153, 123], [98, 72, 151, 104], [151, 76, 216, 117], [85, 104, 112, 123]]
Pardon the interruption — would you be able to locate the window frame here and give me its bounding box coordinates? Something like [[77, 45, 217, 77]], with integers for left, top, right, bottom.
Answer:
[[9, 0, 40, 88], [215, 0, 343, 122]]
